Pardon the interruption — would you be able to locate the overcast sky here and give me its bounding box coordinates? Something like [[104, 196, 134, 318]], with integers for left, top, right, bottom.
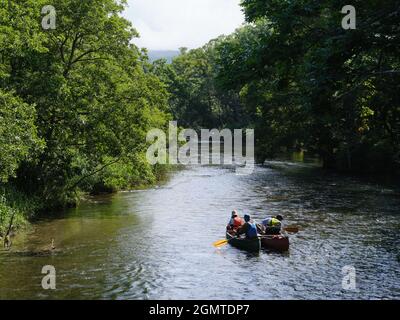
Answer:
[[122, 0, 245, 50]]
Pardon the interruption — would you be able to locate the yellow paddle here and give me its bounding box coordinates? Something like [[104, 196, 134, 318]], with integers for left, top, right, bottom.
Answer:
[[213, 239, 229, 247]]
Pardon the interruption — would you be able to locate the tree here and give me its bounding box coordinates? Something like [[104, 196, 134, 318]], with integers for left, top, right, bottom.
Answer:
[[154, 40, 249, 130], [213, 0, 400, 171], [1, 0, 171, 208], [0, 90, 43, 182]]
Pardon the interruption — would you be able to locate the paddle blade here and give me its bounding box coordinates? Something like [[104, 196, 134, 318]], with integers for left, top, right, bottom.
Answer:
[[284, 226, 299, 233], [213, 239, 229, 247]]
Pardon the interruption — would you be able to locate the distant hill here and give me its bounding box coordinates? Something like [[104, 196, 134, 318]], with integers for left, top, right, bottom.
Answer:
[[147, 50, 180, 63]]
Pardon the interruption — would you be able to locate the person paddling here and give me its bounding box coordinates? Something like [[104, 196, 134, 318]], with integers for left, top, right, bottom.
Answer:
[[227, 210, 244, 232], [236, 214, 258, 239], [261, 215, 284, 235]]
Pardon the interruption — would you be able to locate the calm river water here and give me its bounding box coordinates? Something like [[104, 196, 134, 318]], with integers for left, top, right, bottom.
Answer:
[[0, 163, 399, 299]]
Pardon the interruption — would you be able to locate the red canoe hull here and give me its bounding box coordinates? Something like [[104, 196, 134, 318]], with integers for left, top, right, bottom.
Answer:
[[261, 235, 289, 252]]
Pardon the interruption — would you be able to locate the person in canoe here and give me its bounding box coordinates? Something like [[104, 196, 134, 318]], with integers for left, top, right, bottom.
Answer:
[[236, 214, 258, 239], [261, 215, 284, 235], [227, 210, 244, 232]]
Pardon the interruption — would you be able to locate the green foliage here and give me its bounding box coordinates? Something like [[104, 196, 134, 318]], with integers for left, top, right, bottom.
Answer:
[[95, 153, 159, 193], [215, 0, 400, 171], [0, 185, 41, 236], [0, 0, 171, 221], [0, 200, 14, 236], [152, 0, 399, 173], [0, 90, 43, 182], [152, 42, 250, 130]]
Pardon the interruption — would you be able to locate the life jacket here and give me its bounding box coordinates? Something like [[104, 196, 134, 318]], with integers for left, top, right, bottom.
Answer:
[[267, 218, 281, 227], [246, 222, 258, 239], [233, 216, 244, 228]]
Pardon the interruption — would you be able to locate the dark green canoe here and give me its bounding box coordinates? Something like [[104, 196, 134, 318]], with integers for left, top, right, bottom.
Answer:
[[226, 232, 261, 253]]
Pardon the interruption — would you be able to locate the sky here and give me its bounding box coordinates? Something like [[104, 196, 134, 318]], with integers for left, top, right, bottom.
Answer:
[[122, 0, 245, 50]]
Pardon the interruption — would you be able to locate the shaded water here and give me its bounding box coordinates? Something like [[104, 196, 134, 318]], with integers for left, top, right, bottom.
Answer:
[[0, 163, 399, 299]]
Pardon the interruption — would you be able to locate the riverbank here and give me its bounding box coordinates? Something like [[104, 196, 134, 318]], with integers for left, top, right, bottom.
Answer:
[[0, 164, 172, 245], [0, 186, 39, 240]]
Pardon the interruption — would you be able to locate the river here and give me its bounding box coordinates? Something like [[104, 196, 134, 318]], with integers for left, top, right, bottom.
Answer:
[[0, 163, 399, 299]]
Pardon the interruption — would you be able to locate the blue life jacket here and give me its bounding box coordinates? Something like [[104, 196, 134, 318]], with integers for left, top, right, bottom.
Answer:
[[246, 222, 258, 239]]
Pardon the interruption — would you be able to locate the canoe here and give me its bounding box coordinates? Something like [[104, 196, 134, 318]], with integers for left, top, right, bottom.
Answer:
[[260, 234, 289, 252], [226, 232, 261, 253]]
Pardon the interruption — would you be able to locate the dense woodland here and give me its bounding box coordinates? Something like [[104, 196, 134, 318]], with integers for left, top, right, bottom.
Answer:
[[1, 0, 399, 235], [157, 0, 400, 172]]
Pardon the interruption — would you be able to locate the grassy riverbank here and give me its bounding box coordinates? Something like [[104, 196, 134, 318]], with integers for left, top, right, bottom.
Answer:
[[0, 162, 169, 241], [0, 186, 37, 239]]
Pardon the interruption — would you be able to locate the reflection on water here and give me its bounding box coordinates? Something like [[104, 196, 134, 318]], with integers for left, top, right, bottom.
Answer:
[[0, 163, 399, 299]]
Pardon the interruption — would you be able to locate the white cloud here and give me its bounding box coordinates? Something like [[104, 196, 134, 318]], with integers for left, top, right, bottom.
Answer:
[[122, 0, 245, 50]]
